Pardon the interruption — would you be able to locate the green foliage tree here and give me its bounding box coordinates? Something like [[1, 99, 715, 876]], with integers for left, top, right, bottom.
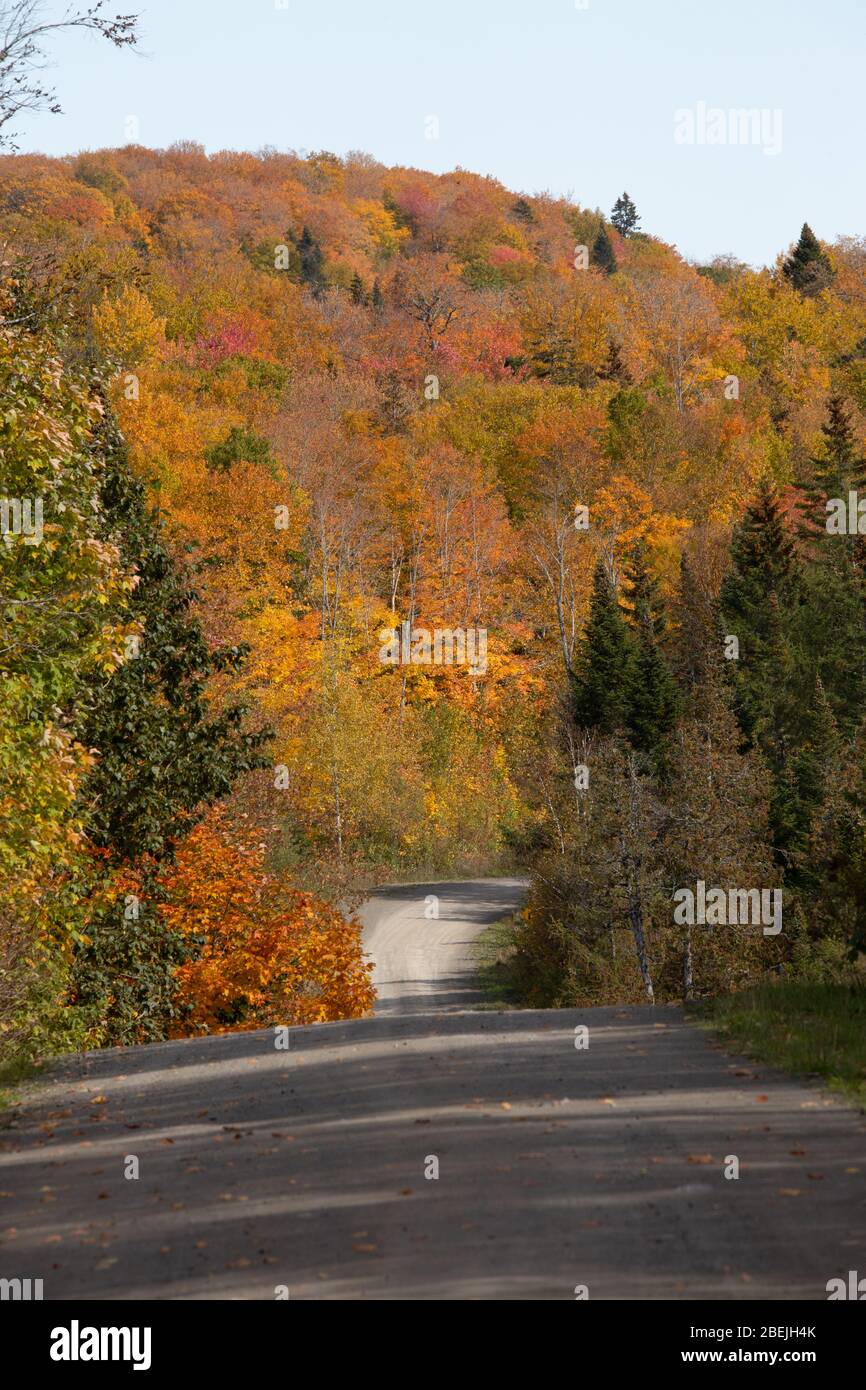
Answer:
[[572, 560, 635, 734], [294, 224, 326, 294], [591, 223, 617, 275], [610, 191, 640, 238], [204, 425, 276, 475], [622, 545, 680, 767], [782, 223, 834, 296], [70, 408, 272, 1041]]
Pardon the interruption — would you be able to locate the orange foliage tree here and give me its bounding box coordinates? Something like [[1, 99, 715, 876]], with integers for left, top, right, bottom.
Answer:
[[159, 808, 375, 1034]]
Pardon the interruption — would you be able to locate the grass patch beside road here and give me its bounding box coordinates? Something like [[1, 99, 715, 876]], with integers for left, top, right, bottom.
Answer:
[[472, 915, 522, 1008], [692, 981, 866, 1108]]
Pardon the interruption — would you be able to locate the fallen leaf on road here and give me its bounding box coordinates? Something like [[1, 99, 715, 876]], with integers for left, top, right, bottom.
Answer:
[[353, 1243, 377, 1253], [755, 1095, 769, 1103], [687, 1154, 714, 1165], [778, 1188, 801, 1197]]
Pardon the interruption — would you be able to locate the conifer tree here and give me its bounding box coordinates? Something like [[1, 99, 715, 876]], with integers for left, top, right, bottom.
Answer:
[[294, 225, 326, 294], [70, 406, 272, 1041], [665, 664, 779, 997], [782, 223, 834, 296], [622, 547, 680, 767], [799, 394, 866, 542], [720, 479, 799, 739], [572, 560, 635, 734], [511, 196, 535, 224], [591, 223, 617, 275], [671, 553, 715, 692], [610, 192, 640, 237], [349, 271, 366, 305]]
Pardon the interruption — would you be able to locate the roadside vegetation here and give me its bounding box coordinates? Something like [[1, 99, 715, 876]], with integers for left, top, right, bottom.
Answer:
[[692, 981, 866, 1108]]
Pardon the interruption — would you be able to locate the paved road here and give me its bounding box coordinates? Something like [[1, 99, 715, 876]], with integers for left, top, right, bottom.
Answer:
[[1, 881, 864, 1300]]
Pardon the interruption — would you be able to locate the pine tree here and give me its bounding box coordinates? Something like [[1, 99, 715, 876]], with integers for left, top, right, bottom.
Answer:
[[610, 192, 640, 238], [665, 664, 779, 997], [294, 225, 326, 294], [371, 277, 383, 310], [720, 479, 799, 714], [622, 545, 680, 767], [70, 406, 272, 1041], [512, 196, 535, 224], [349, 271, 366, 305], [591, 223, 617, 275], [572, 560, 635, 734], [782, 223, 834, 296], [671, 553, 715, 691], [800, 393, 866, 509]]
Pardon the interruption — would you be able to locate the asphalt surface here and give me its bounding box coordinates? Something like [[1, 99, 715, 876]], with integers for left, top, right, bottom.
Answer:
[[1, 879, 864, 1300]]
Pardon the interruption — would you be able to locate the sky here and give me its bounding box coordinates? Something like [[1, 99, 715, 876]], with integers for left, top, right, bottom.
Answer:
[[14, 0, 866, 268]]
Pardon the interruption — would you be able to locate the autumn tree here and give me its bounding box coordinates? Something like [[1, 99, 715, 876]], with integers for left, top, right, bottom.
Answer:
[[69, 405, 272, 1042]]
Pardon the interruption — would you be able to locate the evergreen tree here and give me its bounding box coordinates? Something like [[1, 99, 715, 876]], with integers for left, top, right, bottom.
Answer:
[[671, 553, 714, 692], [782, 223, 834, 296], [591, 223, 617, 275], [573, 561, 635, 734], [294, 225, 326, 295], [371, 277, 383, 310], [665, 664, 779, 997], [800, 393, 866, 514], [511, 196, 535, 224], [610, 192, 640, 238], [204, 425, 276, 475], [349, 271, 366, 305], [720, 480, 799, 738], [70, 407, 272, 1041], [622, 546, 680, 766]]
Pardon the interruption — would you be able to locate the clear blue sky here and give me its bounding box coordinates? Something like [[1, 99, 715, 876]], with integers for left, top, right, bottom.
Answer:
[[15, 0, 866, 267]]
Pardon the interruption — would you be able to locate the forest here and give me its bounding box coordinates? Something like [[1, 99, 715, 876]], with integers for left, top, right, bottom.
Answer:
[[2, 139, 866, 1067]]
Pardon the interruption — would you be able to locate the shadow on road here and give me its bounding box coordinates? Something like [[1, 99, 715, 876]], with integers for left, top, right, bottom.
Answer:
[[2, 1004, 863, 1300]]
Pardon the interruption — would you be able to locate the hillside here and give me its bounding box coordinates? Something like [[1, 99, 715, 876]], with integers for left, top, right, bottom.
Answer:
[[3, 144, 866, 1061]]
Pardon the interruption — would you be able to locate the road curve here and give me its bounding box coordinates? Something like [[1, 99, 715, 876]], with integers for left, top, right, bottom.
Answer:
[[358, 877, 528, 1015], [1, 879, 864, 1301]]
